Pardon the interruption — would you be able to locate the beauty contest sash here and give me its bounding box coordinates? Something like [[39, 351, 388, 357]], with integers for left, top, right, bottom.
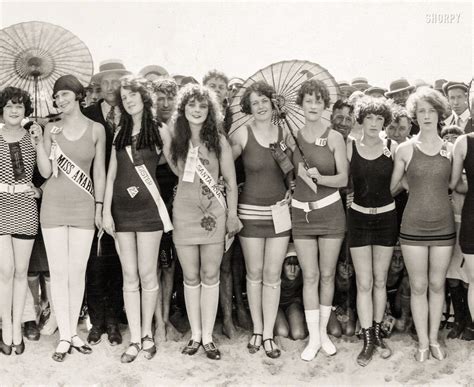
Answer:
[[125, 146, 173, 232], [49, 127, 94, 198]]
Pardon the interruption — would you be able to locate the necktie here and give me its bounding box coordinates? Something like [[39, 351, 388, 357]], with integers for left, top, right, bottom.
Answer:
[[106, 106, 117, 132]]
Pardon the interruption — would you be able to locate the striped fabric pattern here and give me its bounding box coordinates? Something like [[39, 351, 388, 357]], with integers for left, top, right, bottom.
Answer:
[[237, 203, 272, 220]]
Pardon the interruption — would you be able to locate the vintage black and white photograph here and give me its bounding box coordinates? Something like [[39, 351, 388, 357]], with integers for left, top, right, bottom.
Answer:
[[0, 0, 472, 385]]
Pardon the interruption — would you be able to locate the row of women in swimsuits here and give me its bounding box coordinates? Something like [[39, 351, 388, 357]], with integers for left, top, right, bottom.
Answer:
[[1, 74, 473, 366], [229, 80, 474, 366]]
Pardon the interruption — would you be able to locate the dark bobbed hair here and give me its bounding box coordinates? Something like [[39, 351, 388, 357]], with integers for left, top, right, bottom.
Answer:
[[0, 86, 33, 117], [354, 96, 393, 127], [332, 99, 354, 114], [169, 84, 224, 164], [114, 75, 163, 151], [296, 79, 331, 109], [406, 87, 451, 123], [440, 125, 463, 138], [240, 81, 276, 115], [202, 69, 229, 87]]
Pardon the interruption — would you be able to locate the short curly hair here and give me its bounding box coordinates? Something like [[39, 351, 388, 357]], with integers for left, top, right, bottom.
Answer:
[[390, 103, 411, 124], [240, 81, 276, 115], [354, 96, 392, 127], [152, 77, 178, 97], [0, 86, 33, 117], [296, 79, 331, 109], [406, 87, 450, 123], [202, 69, 229, 87]]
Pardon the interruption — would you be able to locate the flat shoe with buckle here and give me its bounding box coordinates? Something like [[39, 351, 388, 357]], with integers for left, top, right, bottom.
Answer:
[[121, 342, 141, 364], [247, 333, 262, 354], [414, 347, 429, 362], [181, 339, 201, 355], [263, 338, 281, 359], [429, 343, 446, 361], [203, 342, 221, 360], [52, 340, 71, 362], [141, 335, 157, 360], [71, 335, 92, 354]]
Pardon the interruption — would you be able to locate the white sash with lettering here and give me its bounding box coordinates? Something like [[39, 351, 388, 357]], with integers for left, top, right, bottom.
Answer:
[[50, 141, 94, 198], [182, 143, 227, 210], [125, 146, 174, 232]]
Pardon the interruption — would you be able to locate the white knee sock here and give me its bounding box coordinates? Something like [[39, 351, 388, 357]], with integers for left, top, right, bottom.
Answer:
[[184, 282, 202, 342], [246, 276, 263, 334], [141, 285, 159, 337], [320, 304, 336, 355], [123, 287, 141, 344], [201, 281, 220, 345], [262, 280, 281, 340], [301, 309, 321, 361]]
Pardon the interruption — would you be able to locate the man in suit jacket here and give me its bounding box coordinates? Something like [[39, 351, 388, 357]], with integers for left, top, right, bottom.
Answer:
[[83, 59, 131, 346], [443, 81, 471, 133]]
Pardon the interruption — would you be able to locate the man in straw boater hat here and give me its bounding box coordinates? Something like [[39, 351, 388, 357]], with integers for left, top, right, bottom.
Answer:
[[138, 64, 169, 82], [442, 81, 472, 133], [351, 77, 371, 92], [83, 59, 131, 346], [364, 86, 387, 98], [338, 81, 357, 100]]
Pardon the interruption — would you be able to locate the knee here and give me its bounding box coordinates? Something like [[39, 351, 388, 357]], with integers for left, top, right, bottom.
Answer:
[[320, 272, 335, 287], [122, 270, 140, 290], [302, 271, 319, 287], [291, 326, 307, 340], [410, 280, 428, 296], [275, 324, 289, 338], [428, 279, 445, 294], [373, 276, 387, 292], [263, 265, 282, 284], [356, 277, 373, 294], [246, 267, 263, 282], [14, 267, 28, 281], [140, 271, 159, 290], [0, 263, 14, 281]]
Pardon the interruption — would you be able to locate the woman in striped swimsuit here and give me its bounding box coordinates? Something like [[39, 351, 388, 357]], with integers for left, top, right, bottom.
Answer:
[[230, 81, 291, 358]]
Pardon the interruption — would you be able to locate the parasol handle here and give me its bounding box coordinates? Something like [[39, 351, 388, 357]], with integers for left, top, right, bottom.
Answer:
[[271, 94, 317, 184]]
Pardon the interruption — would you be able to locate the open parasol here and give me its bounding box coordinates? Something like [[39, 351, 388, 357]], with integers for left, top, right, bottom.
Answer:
[[0, 21, 93, 119], [228, 60, 341, 136]]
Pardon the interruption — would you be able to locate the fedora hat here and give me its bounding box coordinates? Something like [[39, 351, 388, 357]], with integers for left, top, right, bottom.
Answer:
[[442, 81, 469, 95], [351, 77, 371, 91], [385, 78, 415, 97], [91, 59, 131, 84], [138, 64, 169, 79], [365, 86, 387, 96], [433, 79, 448, 92]]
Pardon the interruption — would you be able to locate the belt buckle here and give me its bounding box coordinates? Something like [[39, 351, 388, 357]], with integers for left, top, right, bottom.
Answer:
[[309, 201, 319, 211], [368, 207, 377, 215]]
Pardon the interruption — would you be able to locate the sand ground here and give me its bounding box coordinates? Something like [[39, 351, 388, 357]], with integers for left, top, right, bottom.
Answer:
[[1, 315, 473, 386]]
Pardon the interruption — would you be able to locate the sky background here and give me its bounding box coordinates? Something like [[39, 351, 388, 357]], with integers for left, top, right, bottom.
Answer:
[[1, 0, 472, 89]]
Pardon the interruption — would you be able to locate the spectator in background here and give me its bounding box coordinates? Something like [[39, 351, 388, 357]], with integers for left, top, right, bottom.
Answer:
[[443, 82, 472, 133]]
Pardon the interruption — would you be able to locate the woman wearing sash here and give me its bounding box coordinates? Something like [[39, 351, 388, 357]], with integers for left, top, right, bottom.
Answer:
[[391, 87, 454, 362], [0, 87, 48, 355], [102, 76, 172, 363], [288, 79, 348, 361], [230, 81, 292, 359], [161, 84, 239, 360], [346, 97, 398, 366], [450, 131, 474, 339], [40, 75, 106, 361]]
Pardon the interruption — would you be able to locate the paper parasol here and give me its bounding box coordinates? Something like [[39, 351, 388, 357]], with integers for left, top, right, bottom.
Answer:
[[0, 21, 93, 118], [228, 60, 340, 136]]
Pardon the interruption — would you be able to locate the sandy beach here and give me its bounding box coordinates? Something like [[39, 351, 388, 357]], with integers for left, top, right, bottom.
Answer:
[[1, 314, 472, 386]]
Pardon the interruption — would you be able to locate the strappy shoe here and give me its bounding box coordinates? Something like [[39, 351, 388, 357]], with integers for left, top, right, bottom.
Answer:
[[52, 340, 71, 362], [429, 343, 446, 361], [203, 342, 221, 360], [141, 335, 157, 360], [263, 338, 281, 359], [181, 339, 201, 356], [120, 342, 141, 364], [13, 339, 25, 355], [71, 335, 92, 354], [247, 333, 262, 354], [414, 347, 429, 362]]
